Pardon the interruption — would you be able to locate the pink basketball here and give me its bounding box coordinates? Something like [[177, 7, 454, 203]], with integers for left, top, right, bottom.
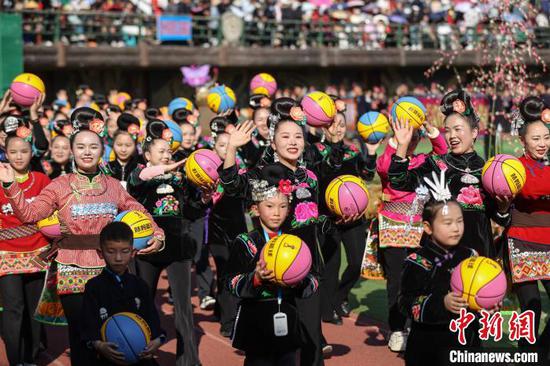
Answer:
[[37, 212, 62, 239], [184, 149, 222, 187], [450, 256, 507, 311], [300, 91, 336, 127], [325, 175, 370, 218], [481, 154, 526, 198], [10, 73, 45, 107], [250, 73, 277, 97], [261, 234, 312, 287]]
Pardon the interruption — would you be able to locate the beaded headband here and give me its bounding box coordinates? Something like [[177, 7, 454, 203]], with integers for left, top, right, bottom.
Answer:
[[250, 178, 293, 202]]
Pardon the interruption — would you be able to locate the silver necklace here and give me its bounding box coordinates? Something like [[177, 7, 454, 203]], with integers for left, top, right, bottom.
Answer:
[[443, 154, 482, 184]]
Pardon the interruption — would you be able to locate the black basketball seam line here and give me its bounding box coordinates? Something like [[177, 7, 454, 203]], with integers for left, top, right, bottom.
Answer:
[[500, 160, 527, 186], [326, 179, 342, 216], [473, 264, 503, 298], [490, 158, 499, 196], [111, 315, 141, 361], [280, 237, 303, 280], [464, 259, 483, 303], [395, 103, 423, 125], [273, 235, 283, 281], [342, 182, 361, 215]]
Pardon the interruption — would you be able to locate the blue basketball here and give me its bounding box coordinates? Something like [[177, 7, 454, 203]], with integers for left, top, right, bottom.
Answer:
[[357, 111, 390, 143], [391, 96, 426, 129], [164, 119, 183, 151], [168, 97, 193, 117], [101, 312, 152, 364], [114, 210, 154, 250], [207, 85, 236, 113]]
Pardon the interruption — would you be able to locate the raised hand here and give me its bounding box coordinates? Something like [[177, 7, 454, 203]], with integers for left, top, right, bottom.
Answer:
[[391, 117, 414, 148], [365, 139, 383, 156], [0, 90, 13, 115], [0, 163, 15, 184], [30, 93, 45, 121], [228, 120, 255, 149]]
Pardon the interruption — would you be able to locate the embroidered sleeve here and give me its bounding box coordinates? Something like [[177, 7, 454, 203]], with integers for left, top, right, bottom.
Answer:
[[226, 234, 264, 298], [3, 179, 58, 223], [430, 132, 448, 156], [218, 164, 259, 199], [398, 253, 451, 324], [388, 154, 434, 192]]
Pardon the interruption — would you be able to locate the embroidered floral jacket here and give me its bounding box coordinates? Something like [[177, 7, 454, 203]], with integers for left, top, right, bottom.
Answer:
[[398, 240, 477, 325], [388, 152, 511, 257]]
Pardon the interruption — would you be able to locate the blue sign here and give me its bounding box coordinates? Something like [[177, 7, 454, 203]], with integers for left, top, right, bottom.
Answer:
[[156, 15, 192, 41]]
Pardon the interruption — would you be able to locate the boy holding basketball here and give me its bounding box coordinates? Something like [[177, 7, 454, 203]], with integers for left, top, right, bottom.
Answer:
[[226, 167, 320, 366], [81, 222, 166, 365]]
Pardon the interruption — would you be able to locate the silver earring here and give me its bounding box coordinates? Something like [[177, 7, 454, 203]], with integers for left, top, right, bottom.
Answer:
[[321, 134, 326, 143], [273, 151, 279, 163]]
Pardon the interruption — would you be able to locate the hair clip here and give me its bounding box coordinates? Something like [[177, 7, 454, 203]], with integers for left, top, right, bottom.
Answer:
[[542, 108, 550, 124], [452, 99, 466, 114], [510, 109, 525, 136], [16, 126, 32, 143], [423, 170, 452, 215], [335, 100, 346, 112], [3, 116, 20, 134], [89, 118, 106, 137]]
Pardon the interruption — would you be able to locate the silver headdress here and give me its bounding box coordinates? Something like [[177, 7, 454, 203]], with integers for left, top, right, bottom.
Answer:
[[422, 170, 452, 215], [510, 109, 525, 136], [250, 179, 280, 202]]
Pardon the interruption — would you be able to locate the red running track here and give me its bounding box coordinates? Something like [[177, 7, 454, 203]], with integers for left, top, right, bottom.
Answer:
[[0, 271, 404, 366]]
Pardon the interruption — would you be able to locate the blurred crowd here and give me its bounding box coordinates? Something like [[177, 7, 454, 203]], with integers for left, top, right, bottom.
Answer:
[[5, 0, 550, 49]]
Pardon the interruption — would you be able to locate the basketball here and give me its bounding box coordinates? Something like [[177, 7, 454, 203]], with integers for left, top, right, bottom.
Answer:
[[481, 154, 526, 198], [164, 119, 183, 151], [116, 92, 132, 110], [114, 210, 154, 250], [260, 234, 312, 286], [37, 211, 62, 239], [168, 97, 194, 116], [101, 312, 152, 364], [450, 256, 507, 311], [391, 96, 426, 129], [185, 149, 222, 187], [325, 175, 370, 218], [10, 73, 45, 107], [207, 85, 237, 114], [357, 111, 390, 143], [301, 91, 336, 127], [250, 73, 277, 97]]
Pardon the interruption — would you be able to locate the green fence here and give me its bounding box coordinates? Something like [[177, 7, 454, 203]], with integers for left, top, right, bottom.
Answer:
[[4, 10, 550, 50]]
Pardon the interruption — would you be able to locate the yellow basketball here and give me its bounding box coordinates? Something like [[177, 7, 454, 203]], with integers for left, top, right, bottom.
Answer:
[[325, 175, 370, 218], [481, 154, 526, 198], [260, 234, 312, 286], [450, 256, 507, 311], [357, 111, 390, 143], [37, 211, 62, 239], [391, 96, 426, 129], [184, 149, 222, 187], [250, 73, 277, 97], [207, 85, 237, 113], [114, 210, 154, 249]]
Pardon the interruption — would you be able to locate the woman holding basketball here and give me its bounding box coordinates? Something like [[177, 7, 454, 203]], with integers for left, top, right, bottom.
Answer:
[[388, 89, 512, 257], [220, 97, 343, 365], [506, 96, 550, 353], [377, 116, 447, 352], [0, 129, 51, 366], [0, 107, 164, 365], [313, 105, 378, 326], [127, 119, 212, 366]]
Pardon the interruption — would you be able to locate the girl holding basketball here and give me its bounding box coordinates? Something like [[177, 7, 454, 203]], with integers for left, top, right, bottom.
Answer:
[[388, 89, 512, 258], [398, 171, 482, 366], [220, 97, 341, 365], [226, 165, 319, 366], [0, 130, 51, 366], [377, 116, 447, 352], [127, 119, 213, 366], [0, 107, 164, 366], [313, 106, 378, 326], [506, 96, 550, 353]]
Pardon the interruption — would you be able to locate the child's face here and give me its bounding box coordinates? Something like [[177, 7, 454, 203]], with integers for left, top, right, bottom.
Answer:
[[145, 139, 171, 166], [113, 133, 136, 162], [180, 123, 195, 149], [423, 202, 464, 248], [253, 193, 289, 232], [99, 240, 134, 275]]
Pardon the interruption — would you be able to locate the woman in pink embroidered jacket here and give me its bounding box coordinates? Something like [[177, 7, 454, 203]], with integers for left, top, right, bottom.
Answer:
[[0, 107, 164, 366], [376, 118, 447, 352]]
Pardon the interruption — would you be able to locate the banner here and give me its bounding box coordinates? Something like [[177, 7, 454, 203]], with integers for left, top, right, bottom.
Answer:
[[156, 15, 192, 42]]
